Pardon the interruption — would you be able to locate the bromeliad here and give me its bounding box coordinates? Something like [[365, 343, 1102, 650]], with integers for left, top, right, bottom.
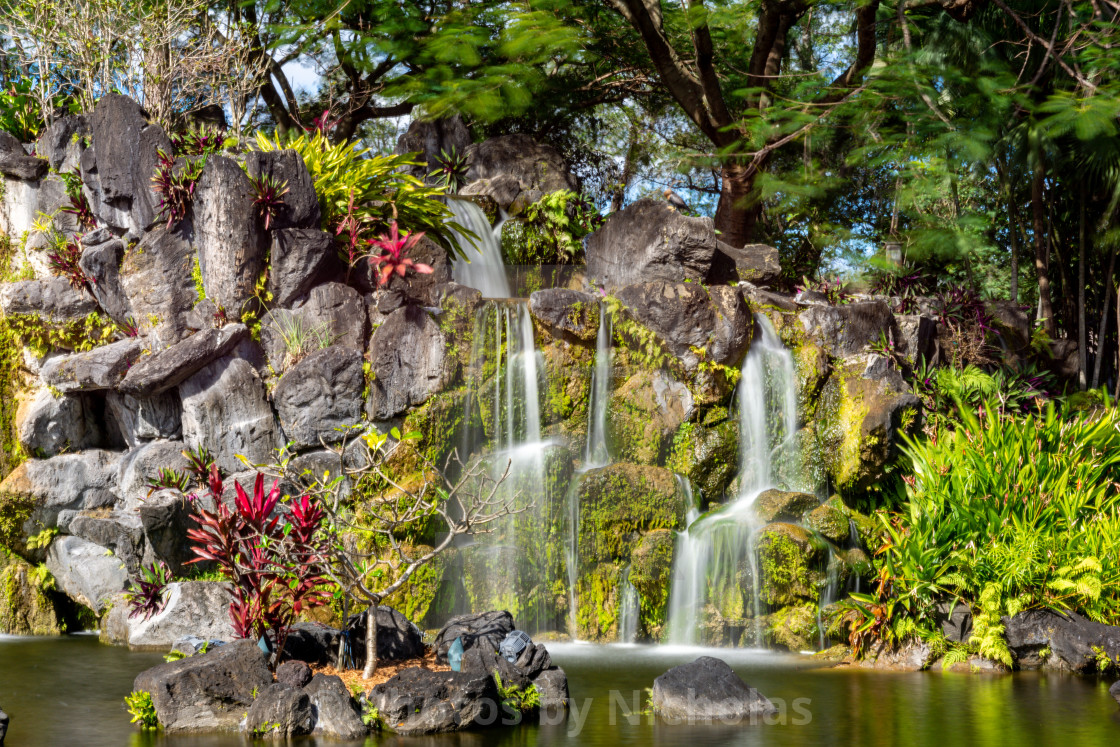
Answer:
[[368, 221, 433, 287]]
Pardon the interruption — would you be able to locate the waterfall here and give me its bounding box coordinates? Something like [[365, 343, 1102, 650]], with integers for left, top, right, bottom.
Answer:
[[666, 314, 805, 647], [584, 302, 613, 468], [457, 301, 565, 634], [618, 567, 640, 644], [447, 198, 511, 298]]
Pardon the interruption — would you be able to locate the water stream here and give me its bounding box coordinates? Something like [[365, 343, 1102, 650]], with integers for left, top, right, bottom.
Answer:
[[667, 315, 808, 647], [447, 198, 511, 298], [584, 301, 613, 468]]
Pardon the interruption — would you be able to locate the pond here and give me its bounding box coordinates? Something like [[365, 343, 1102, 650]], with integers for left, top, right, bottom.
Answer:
[[2, 636, 1119, 746]]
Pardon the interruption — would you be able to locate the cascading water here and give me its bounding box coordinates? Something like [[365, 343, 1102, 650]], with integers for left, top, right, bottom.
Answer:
[[584, 301, 613, 467], [666, 314, 806, 647], [456, 301, 568, 634], [617, 567, 639, 644], [447, 198, 511, 298]]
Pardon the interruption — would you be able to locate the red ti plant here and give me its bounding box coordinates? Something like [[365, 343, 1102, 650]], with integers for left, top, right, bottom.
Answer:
[[186, 470, 331, 663], [368, 221, 433, 287], [151, 150, 203, 229]]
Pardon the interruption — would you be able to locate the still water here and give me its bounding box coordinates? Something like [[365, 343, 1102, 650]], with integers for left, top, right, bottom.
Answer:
[[2, 636, 1119, 746]]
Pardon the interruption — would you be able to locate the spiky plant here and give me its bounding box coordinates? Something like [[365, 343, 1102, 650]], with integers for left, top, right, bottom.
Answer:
[[151, 150, 203, 229], [47, 239, 92, 291], [250, 174, 289, 230], [125, 561, 174, 621], [368, 221, 433, 287]]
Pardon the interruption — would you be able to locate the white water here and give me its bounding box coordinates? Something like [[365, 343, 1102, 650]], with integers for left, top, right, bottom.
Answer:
[[666, 314, 804, 646], [618, 567, 640, 644], [447, 198, 511, 298], [584, 302, 613, 468]]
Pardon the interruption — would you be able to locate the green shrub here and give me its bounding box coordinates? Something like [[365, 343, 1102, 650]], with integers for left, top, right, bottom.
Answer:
[[495, 672, 541, 714], [502, 190, 602, 265], [125, 690, 159, 730]]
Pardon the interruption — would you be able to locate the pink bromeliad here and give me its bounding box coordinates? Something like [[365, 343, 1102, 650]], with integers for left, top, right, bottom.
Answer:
[[368, 221, 433, 286]]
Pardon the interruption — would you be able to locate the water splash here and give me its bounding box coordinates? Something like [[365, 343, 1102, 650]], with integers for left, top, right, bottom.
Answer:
[[666, 314, 806, 646], [447, 198, 511, 298], [584, 302, 613, 468], [618, 567, 640, 644]]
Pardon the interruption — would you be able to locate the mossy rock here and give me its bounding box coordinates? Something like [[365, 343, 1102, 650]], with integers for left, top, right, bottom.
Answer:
[[607, 369, 693, 465], [793, 339, 830, 422], [803, 498, 850, 543], [576, 463, 686, 565], [753, 489, 818, 524], [575, 561, 622, 641], [382, 545, 447, 627], [539, 339, 593, 436], [0, 467, 37, 557], [398, 388, 475, 472], [463, 194, 499, 225], [757, 522, 823, 607], [666, 420, 738, 504], [0, 556, 64, 635], [628, 529, 675, 640], [765, 603, 818, 651]]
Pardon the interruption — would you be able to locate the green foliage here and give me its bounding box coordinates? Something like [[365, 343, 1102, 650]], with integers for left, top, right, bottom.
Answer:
[[5, 311, 123, 357], [254, 129, 467, 258], [503, 190, 602, 265], [25, 527, 58, 552], [494, 672, 540, 714], [125, 691, 159, 730], [265, 311, 335, 372]]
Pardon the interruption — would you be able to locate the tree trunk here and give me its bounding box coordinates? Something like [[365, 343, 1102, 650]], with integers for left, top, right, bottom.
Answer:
[[713, 162, 760, 248], [362, 604, 379, 679], [1091, 247, 1116, 390], [1030, 131, 1056, 335], [1008, 198, 1021, 304], [1078, 181, 1087, 390], [336, 595, 350, 670]]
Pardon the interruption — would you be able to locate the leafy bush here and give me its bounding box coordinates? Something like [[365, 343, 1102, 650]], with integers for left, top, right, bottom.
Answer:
[[866, 265, 935, 313], [125, 561, 173, 621], [796, 275, 851, 304], [249, 174, 289, 230], [253, 129, 467, 260], [911, 361, 1055, 431], [846, 400, 1120, 658], [502, 190, 602, 265], [495, 672, 541, 714], [47, 239, 91, 292], [125, 690, 159, 730]]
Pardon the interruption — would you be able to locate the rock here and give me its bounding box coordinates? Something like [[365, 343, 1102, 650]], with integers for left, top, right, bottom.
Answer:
[[273, 346, 364, 448], [577, 464, 687, 565], [1004, 609, 1120, 672], [367, 667, 503, 736], [461, 643, 531, 689], [803, 499, 849, 543], [16, 388, 102, 457], [0, 451, 120, 545], [751, 489, 818, 524], [651, 656, 776, 722], [179, 356, 278, 474], [304, 674, 368, 739], [528, 289, 600, 341], [261, 282, 367, 373], [463, 134, 577, 206], [126, 582, 237, 650], [277, 660, 314, 689], [742, 283, 799, 312], [396, 116, 472, 180], [135, 490, 195, 573], [104, 390, 181, 447], [348, 605, 426, 665], [367, 305, 450, 420], [434, 610, 515, 663], [856, 640, 935, 670], [608, 369, 694, 464], [355, 233, 452, 302], [45, 535, 129, 613], [709, 241, 782, 285], [283, 621, 341, 666], [0, 557, 64, 635], [585, 199, 718, 291], [756, 523, 823, 607], [532, 668, 569, 709], [135, 639, 273, 733], [268, 229, 339, 307], [799, 301, 897, 359], [460, 173, 524, 212], [987, 300, 1031, 354], [895, 314, 937, 367], [667, 419, 738, 501], [68, 509, 146, 576], [170, 636, 226, 657], [765, 603, 818, 651], [515, 642, 553, 678], [1111, 680, 1120, 707], [116, 440, 189, 507], [243, 149, 320, 230], [0, 130, 49, 180], [40, 338, 144, 392], [193, 155, 267, 313], [79, 238, 132, 321], [118, 226, 199, 345], [0, 277, 97, 322], [936, 600, 973, 644], [36, 114, 87, 172], [615, 281, 751, 371], [119, 324, 247, 396], [87, 93, 171, 234]]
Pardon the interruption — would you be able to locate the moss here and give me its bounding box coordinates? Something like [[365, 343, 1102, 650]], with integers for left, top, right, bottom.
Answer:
[[575, 562, 621, 641], [628, 530, 675, 640], [765, 603, 818, 651], [577, 463, 686, 564], [0, 486, 34, 554], [606, 369, 693, 465], [5, 311, 121, 357], [399, 388, 473, 471], [666, 419, 738, 505], [0, 555, 64, 635], [803, 499, 850, 543], [757, 523, 822, 607], [538, 339, 593, 437], [191, 254, 205, 303], [382, 546, 446, 627]]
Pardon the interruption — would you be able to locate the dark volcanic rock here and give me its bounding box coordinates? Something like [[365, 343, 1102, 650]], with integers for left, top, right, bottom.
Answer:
[[304, 674, 367, 739], [40, 338, 144, 392], [366, 305, 449, 420], [709, 241, 782, 286], [268, 228, 339, 307], [105, 390, 182, 447], [282, 621, 342, 666], [273, 345, 364, 448], [1110, 680, 1120, 706], [133, 639, 273, 733], [0, 277, 97, 322], [461, 644, 531, 690], [396, 116, 472, 179], [799, 301, 897, 358], [119, 324, 247, 396], [651, 656, 776, 722], [118, 226, 198, 345], [347, 605, 426, 665], [585, 199, 717, 291], [0, 702, 7, 744], [0, 129, 49, 180], [277, 660, 314, 689], [36, 114, 87, 171], [532, 668, 569, 709], [367, 667, 503, 736], [433, 610, 515, 664], [529, 288, 600, 341], [463, 133, 576, 203], [45, 535, 129, 613], [244, 683, 314, 737], [194, 155, 267, 313], [1004, 609, 1120, 672], [17, 389, 102, 457], [244, 149, 321, 230], [80, 238, 132, 321], [262, 283, 368, 373]]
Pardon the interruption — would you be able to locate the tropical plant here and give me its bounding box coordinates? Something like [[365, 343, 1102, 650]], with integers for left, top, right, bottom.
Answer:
[[186, 470, 331, 662], [0, 78, 50, 140], [125, 690, 159, 730], [47, 239, 91, 292], [368, 221, 433, 287], [796, 275, 851, 305], [431, 146, 469, 192], [169, 124, 228, 157], [124, 561, 173, 621], [503, 190, 603, 265], [145, 467, 190, 497], [59, 169, 97, 230], [151, 150, 204, 229], [495, 672, 541, 714], [266, 311, 335, 370], [249, 174, 289, 230]]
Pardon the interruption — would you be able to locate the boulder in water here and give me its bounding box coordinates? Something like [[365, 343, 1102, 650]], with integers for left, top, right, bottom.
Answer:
[[277, 660, 314, 689], [305, 674, 367, 739], [367, 667, 502, 736], [433, 610, 515, 663], [0, 703, 7, 745], [1110, 680, 1120, 706], [651, 656, 776, 722], [243, 683, 314, 738], [1004, 609, 1120, 672]]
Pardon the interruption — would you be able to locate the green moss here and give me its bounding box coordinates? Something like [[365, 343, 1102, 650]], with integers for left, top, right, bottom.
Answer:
[[666, 420, 738, 504], [383, 547, 446, 626], [5, 311, 121, 357], [757, 523, 821, 607], [0, 555, 64, 635], [191, 254, 205, 303], [628, 530, 675, 640], [765, 603, 818, 651], [577, 463, 686, 564], [803, 498, 850, 543], [575, 562, 621, 641]]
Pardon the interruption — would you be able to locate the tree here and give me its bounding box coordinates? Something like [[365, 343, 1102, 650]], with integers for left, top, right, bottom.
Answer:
[[268, 428, 523, 678]]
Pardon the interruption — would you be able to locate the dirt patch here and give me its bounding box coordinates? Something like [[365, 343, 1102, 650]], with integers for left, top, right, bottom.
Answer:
[[311, 650, 452, 693]]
